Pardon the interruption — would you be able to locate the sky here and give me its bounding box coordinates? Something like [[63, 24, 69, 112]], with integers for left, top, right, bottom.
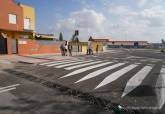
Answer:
[[18, 0, 165, 43]]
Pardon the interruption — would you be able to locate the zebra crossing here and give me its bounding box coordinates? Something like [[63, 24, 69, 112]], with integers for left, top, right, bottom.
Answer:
[[122, 65, 153, 98], [38, 57, 165, 108]]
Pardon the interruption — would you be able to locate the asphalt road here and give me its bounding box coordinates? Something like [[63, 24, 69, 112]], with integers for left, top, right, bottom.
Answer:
[[0, 68, 110, 114], [0, 48, 165, 114]]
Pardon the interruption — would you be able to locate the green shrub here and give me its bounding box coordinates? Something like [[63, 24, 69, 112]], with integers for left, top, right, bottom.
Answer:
[[29, 35, 34, 40], [161, 49, 165, 53]]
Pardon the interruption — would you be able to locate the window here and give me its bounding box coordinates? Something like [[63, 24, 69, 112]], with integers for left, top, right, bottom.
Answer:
[[24, 18, 30, 30], [9, 14, 17, 24]]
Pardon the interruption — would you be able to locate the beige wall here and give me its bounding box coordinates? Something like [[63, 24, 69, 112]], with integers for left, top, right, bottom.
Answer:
[[109, 41, 148, 46]]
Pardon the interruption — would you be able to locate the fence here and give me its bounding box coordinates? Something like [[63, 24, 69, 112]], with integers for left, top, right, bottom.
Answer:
[[17, 39, 61, 55]]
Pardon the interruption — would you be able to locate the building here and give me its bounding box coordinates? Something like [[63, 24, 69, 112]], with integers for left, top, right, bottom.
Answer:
[[69, 38, 108, 54], [92, 39, 109, 44], [20, 4, 35, 32], [92, 38, 109, 52], [35, 33, 56, 40], [149, 43, 162, 49], [107, 41, 149, 48], [0, 0, 35, 54]]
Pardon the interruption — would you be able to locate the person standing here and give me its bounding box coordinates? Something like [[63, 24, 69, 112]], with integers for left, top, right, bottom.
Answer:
[[96, 44, 99, 55], [68, 43, 72, 56], [60, 43, 65, 56], [64, 41, 68, 56], [87, 36, 93, 55]]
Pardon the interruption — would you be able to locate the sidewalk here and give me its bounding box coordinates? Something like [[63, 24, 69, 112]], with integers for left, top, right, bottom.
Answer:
[[0, 50, 107, 65], [0, 52, 84, 65], [23, 52, 86, 61], [0, 55, 49, 64]]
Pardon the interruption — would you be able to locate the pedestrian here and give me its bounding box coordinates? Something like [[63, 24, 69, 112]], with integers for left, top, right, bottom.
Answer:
[[87, 40, 92, 55], [60, 43, 65, 56], [64, 41, 68, 56], [90, 47, 93, 55], [68, 43, 72, 56], [86, 48, 89, 55], [96, 44, 99, 55], [89, 42, 93, 55]]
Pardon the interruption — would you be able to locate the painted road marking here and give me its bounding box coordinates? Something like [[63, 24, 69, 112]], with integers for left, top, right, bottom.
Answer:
[[122, 65, 153, 98], [55, 60, 94, 68], [140, 60, 147, 62], [46, 60, 83, 67], [0, 87, 16, 94], [0, 84, 20, 90], [40, 59, 79, 65], [147, 64, 154, 66], [59, 62, 114, 79], [127, 56, 143, 59], [135, 63, 141, 65], [40, 60, 70, 65], [75, 63, 125, 83], [95, 64, 138, 89], [65, 61, 103, 70], [156, 66, 165, 109], [0, 84, 20, 94]]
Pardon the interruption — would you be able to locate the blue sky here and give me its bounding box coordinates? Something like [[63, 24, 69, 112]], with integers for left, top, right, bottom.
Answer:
[[18, 0, 165, 43]]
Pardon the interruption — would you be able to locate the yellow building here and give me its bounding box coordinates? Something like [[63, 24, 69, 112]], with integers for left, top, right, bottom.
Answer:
[[21, 4, 35, 32], [69, 41, 105, 54]]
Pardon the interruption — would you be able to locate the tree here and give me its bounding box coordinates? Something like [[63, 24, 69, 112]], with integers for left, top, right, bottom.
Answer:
[[59, 32, 63, 41]]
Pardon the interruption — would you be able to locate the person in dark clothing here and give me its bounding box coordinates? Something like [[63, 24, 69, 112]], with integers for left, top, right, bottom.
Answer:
[[86, 48, 89, 55], [96, 44, 99, 55], [87, 38, 92, 55], [90, 48, 93, 55], [60, 43, 65, 56], [64, 44, 67, 56], [68, 44, 72, 56]]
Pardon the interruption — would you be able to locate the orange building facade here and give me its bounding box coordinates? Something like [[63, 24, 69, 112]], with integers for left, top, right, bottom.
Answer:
[[0, 0, 34, 54], [0, 0, 61, 55], [0, 0, 24, 31]]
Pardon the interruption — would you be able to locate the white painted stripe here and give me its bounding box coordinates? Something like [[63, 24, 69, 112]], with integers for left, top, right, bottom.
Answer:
[[0, 87, 16, 94], [140, 60, 147, 62], [46, 60, 83, 67], [55, 60, 94, 68], [135, 63, 141, 65], [59, 62, 114, 79], [40, 60, 69, 65], [121, 65, 153, 98], [75, 63, 125, 83], [127, 56, 143, 59], [40, 59, 79, 65], [0, 84, 20, 90], [95, 64, 138, 89], [156, 67, 165, 109], [65, 61, 103, 70]]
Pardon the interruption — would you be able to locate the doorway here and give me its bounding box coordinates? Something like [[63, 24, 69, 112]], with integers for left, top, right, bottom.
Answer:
[[12, 39, 18, 54], [0, 38, 7, 54]]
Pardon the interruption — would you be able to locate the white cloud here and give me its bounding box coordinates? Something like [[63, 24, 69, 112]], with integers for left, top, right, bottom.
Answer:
[[72, 9, 105, 28], [54, 9, 107, 41], [137, 0, 148, 7], [53, 0, 165, 43], [105, 3, 165, 42]]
